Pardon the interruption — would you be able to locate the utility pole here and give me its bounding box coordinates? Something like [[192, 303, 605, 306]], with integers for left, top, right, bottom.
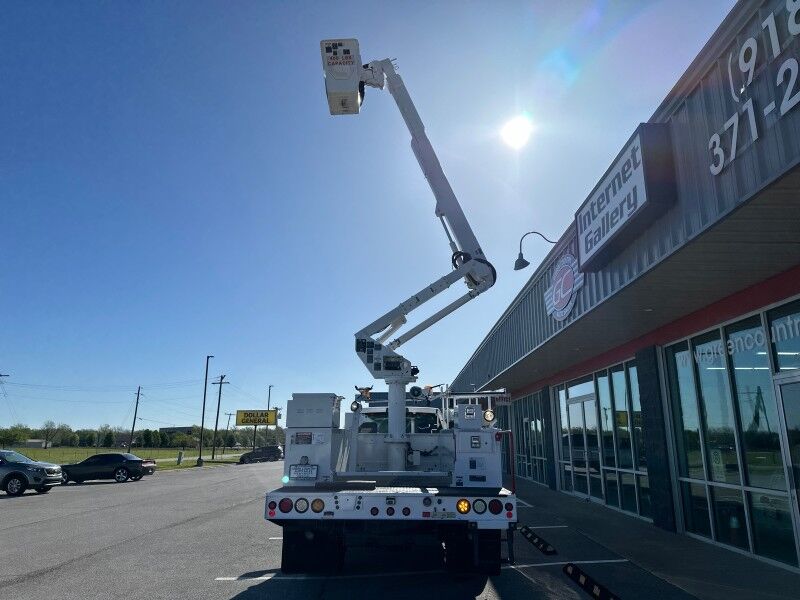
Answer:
[[0, 373, 9, 428], [129, 386, 141, 451], [198, 354, 214, 467], [223, 412, 234, 455], [210, 375, 229, 459]]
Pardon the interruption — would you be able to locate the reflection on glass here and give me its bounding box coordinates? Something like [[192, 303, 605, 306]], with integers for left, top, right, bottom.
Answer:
[[604, 470, 620, 507], [611, 366, 633, 469], [597, 371, 616, 468], [747, 491, 798, 566], [693, 332, 740, 485], [561, 463, 573, 492], [637, 475, 652, 518], [585, 400, 603, 500], [620, 472, 637, 513], [569, 402, 588, 495], [726, 318, 786, 491], [711, 486, 748, 550], [666, 342, 705, 479], [628, 363, 646, 470], [780, 382, 800, 492], [768, 300, 800, 371], [681, 482, 711, 537], [568, 377, 594, 398], [560, 387, 570, 462]]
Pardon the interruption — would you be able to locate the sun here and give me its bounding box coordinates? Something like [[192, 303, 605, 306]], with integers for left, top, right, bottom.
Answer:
[[501, 114, 534, 150]]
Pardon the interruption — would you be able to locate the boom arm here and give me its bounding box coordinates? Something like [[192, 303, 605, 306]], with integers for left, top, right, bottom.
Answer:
[[350, 57, 496, 378]]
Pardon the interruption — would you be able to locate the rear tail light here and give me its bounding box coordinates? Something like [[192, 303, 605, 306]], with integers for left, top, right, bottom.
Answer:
[[473, 499, 487, 514], [495, 432, 502, 441], [294, 498, 309, 513], [311, 498, 325, 513], [386, 507, 395, 516], [370, 507, 379, 516], [456, 499, 470, 514], [278, 498, 293, 513], [402, 507, 411, 516], [488, 499, 503, 515], [505, 502, 514, 512], [267, 500, 277, 510]]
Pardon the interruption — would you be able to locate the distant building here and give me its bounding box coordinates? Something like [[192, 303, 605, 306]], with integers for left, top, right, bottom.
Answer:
[[158, 427, 194, 435], [23, 439, 52, 449]]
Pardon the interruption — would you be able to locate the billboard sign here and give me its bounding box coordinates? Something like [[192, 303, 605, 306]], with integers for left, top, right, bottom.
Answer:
[[236, 409, 277, 426]]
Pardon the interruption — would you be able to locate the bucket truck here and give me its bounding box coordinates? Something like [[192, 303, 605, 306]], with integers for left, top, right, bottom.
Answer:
[[265, 39, 516, 575]]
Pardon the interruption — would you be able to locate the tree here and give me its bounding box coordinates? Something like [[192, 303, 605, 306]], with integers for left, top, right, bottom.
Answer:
[[40, 420, 59, 448], [77, 430, 96, 447], [150, 430, 161, 448], [0, 428, 23, 446], [172, 433, 191, 449], [102, 431, 114, 447], [141, 429, 153, 448]]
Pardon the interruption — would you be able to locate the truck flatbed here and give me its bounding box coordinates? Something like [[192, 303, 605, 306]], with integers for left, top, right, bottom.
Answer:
[[272, 485, 515, 497]]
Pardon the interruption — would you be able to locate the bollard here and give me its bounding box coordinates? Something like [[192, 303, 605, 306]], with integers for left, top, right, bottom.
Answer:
[[177, 451, 183, 465]]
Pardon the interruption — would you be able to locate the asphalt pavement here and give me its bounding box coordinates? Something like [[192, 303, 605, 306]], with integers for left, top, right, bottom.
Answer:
[[0, 463, 696, 599]]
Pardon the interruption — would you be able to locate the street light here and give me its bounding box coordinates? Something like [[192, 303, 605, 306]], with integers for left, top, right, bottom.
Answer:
[[514, 231, 557, 271]]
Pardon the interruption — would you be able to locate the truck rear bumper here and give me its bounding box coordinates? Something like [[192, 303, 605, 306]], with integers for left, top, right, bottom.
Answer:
[[266, 486, 517, 530]]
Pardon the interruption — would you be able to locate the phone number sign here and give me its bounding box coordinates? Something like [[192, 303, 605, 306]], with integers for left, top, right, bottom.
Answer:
[[708, 1, 800, 176]]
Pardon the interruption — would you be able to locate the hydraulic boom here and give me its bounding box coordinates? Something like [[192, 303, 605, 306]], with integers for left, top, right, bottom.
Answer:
[[321, 39, 496, 470]]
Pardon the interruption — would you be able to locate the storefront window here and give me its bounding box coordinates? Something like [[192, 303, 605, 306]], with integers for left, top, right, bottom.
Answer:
[[747, 491, 798, 566], [710, 486, 749, 550], [620, 472, 637, 513], [726, 318, 786, 491], [596, 371, 616, 468], [681, 482, 711, 537], [768, 299, 800, 372], [666, 342, 705, 479], [637, 474, 651, 519], [611, 365, 633, 469], [568, 377, 594, 398], [559, 387, 569, 462], [628, 363, 646, 470], [692, 331, 741, 485]]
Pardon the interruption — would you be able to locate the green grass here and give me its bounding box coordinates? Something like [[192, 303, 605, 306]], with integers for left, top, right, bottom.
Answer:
[[8, 446, 242, 465]]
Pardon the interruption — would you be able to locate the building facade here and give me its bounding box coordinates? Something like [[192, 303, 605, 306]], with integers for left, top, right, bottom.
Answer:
[[452, 0, 800, 570]]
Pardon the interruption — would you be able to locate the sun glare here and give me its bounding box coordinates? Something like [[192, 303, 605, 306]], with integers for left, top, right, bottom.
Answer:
[[501, 114, 534, 150]]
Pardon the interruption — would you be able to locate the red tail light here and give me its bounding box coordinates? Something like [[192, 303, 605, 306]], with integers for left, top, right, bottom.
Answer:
[[488, 499, 503, 515], [278, 498, 293, 513], [267, 501, 277, 510]]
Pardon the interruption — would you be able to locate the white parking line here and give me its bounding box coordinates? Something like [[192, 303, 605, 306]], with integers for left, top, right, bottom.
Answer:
[[215, 560, 629, 582], [516, 498, 532, 507], [269, 537, 283, 540], [524, 525, 568, 529], [512, 558, 629, 569]]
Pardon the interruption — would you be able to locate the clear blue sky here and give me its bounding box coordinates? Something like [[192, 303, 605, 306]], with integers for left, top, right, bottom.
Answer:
[[1, 1, 735, 430]]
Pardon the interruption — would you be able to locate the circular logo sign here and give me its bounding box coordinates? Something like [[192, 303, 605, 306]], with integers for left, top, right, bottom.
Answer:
[[544, 253, 583, 322]]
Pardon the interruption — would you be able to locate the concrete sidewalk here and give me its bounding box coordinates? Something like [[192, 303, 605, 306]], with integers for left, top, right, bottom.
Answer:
[[511, 477, 800, 600]]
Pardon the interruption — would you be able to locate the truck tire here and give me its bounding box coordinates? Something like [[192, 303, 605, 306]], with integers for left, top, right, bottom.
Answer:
[[281, 526, 345, 574], [443, 531, 471, 573], [476, 530, 501, 575]]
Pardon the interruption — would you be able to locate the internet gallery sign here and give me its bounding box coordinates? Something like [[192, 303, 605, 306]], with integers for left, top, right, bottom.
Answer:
[[575, 123, 676, 271]]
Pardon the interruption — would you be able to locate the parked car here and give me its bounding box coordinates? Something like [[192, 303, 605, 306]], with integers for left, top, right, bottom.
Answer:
[[140, 457, 157, 477], [0, 449, 63, 496], [239, 445, 283, 464], [61, 453, 148, 484]]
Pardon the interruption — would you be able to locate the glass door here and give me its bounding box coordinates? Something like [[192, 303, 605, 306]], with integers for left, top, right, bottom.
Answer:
[[776, 376, 800, 554], [584, 397, 603, 500], [568, 401, 588, 495]]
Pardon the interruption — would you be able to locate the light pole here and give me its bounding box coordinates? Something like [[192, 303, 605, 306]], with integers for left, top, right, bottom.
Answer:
[[211, 375, 229, 459], [513, 230, 557, 271], [197, 354, 214, 466]]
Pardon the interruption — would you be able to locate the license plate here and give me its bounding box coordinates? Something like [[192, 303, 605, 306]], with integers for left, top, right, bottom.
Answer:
[[289, 464, 318, 479], [431, 511, 456, 519]]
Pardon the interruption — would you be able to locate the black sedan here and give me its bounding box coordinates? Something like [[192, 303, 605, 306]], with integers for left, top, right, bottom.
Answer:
[[61, 453, 148, 484]]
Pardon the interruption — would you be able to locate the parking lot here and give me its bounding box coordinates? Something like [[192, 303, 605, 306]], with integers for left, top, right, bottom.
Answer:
[[0, 461, 704, 600]]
